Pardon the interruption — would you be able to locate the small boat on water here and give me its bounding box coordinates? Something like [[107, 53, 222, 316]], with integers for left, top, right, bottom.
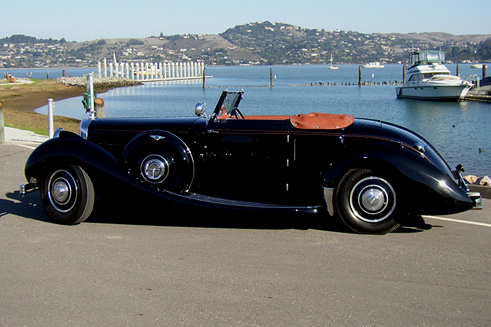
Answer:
[[362, 62, 384, 68], [328, 54, 339, 70], [396, 50, 472, 101]]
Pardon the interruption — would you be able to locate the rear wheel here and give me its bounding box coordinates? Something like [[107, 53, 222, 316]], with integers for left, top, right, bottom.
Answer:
[[40, 165, 95, 225], [335, 168, 400, 234]]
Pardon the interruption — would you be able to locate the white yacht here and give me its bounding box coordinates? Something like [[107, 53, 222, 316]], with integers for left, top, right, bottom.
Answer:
[[396, 50, 472, 101]]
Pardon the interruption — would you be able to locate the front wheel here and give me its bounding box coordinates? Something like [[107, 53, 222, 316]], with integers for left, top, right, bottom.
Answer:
[[335, 168, 401, 234], [40, 165, 95, 225]]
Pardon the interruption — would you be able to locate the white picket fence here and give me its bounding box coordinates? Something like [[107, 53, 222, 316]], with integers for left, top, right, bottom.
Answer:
[[97, 59, 205, 82]]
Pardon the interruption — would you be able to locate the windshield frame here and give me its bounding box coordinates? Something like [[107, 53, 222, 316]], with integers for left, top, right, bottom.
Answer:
[[210, 90, 244, 122]]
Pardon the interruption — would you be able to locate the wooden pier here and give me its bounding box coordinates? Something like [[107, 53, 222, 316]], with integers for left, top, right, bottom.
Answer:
[[464, 85, 491, 103], [97, 58, 206, 82]]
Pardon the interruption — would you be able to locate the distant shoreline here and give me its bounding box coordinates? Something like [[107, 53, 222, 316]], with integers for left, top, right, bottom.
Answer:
[[1, 79, 85, 113], [0, 78, 136, 134]]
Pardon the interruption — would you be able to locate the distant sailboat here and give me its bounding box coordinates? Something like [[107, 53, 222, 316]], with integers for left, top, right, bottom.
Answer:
[[328, 54, 339, 70]]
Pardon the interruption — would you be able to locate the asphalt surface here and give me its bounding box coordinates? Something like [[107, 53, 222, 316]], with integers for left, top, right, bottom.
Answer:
[[1, 133, 490, 327]]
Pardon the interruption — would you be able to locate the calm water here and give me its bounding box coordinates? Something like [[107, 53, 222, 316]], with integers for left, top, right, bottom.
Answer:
[[7, 64, 489, 176]]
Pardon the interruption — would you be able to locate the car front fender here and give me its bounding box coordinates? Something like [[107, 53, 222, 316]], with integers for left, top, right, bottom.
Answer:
[[25, 131, 122, 182]]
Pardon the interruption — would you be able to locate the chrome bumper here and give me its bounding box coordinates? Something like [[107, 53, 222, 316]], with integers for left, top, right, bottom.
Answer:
[[20, 183, 38, 195], [468, 192, 483, 210]]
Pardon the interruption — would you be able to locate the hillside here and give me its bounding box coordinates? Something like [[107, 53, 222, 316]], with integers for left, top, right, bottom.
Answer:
[[1, 22, 490, 68]]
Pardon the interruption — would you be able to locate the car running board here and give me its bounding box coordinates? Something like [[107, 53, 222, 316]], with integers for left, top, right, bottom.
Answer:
[[181, 192, 322, 214]]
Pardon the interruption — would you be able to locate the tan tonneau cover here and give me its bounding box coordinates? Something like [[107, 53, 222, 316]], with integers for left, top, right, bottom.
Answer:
[[239, 113, 355, 130]]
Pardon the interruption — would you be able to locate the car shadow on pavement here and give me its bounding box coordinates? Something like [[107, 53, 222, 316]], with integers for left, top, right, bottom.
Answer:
[[88, 200, 343, 232], [2, 190, 432, 234], [87, 194, 431, 234], [1, 191, 51, 223]]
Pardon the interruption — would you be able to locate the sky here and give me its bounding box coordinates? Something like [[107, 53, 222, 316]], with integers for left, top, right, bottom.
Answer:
[[2, 0, 490, 42]]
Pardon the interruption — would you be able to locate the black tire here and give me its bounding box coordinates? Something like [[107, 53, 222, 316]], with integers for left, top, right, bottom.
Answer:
[[335, 168, 401, 234], [40, 165, 95, 225]]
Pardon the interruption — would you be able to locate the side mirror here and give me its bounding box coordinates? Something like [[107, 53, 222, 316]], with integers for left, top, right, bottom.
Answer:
[[195, 103, 207, 117]]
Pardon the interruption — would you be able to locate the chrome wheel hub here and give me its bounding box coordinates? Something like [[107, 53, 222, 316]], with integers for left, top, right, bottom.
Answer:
[[350, 176, 396, 223], [360, 187, 386, 213], [47, 170, 78, 213], [141, 155, 169, 184], [52, 179, 71, 204]]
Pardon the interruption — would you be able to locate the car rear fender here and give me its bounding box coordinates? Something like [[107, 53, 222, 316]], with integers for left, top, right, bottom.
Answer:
[[321, 143, 473, 215], [322, 144, 403, 188]]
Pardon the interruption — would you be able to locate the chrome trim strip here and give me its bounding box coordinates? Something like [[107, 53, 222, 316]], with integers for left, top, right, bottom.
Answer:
[[323, 187, 335, 216], [53, 128, 64, 138], [79, 119, 92, 139]]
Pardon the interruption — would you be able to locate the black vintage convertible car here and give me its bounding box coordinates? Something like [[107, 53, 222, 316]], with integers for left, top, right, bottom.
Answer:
[[22, 91, 481, 233]]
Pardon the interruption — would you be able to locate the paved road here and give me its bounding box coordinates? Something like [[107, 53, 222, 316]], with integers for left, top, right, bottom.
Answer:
[[1, 143, 490, 327]]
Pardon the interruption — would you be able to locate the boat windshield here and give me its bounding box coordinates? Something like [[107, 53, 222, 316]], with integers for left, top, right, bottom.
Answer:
[[423, 72, 449, 78], [410, 50, 446, 66]]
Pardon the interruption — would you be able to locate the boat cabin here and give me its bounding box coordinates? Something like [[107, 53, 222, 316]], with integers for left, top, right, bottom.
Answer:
[[409, 50, 446, 68]]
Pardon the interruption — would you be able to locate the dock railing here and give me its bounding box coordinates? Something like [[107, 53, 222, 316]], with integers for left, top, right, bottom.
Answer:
[[97, 59, 204, 82]]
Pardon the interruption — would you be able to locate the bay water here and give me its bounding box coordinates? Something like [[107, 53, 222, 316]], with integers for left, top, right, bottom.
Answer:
[[5, 65, 489, 176]]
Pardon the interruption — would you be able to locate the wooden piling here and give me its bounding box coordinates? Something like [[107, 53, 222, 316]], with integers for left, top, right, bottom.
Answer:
[[94, 98, 105, 118], [202, 68, 206, 89], [358, 66, 362, 86], [270, 68, 274, 87]]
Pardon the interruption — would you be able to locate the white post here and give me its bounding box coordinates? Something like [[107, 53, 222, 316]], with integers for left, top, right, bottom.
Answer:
[[97, 61, 101, 78], [87, 73, 95, 120], [159, 62, 163, 79], [48, 99, 54, 139], [103, 57, 107, 77], [109, 63, 113, 77]]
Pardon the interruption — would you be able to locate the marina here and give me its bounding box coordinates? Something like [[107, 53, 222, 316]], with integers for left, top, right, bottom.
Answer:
[[24, 64, 489, 178]]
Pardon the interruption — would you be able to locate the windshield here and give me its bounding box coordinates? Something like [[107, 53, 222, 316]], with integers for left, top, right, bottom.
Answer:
[[211, 91, 243, 120]]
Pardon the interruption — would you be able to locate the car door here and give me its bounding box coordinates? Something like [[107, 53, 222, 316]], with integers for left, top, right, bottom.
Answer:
[[199, 118, 291, 204]]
